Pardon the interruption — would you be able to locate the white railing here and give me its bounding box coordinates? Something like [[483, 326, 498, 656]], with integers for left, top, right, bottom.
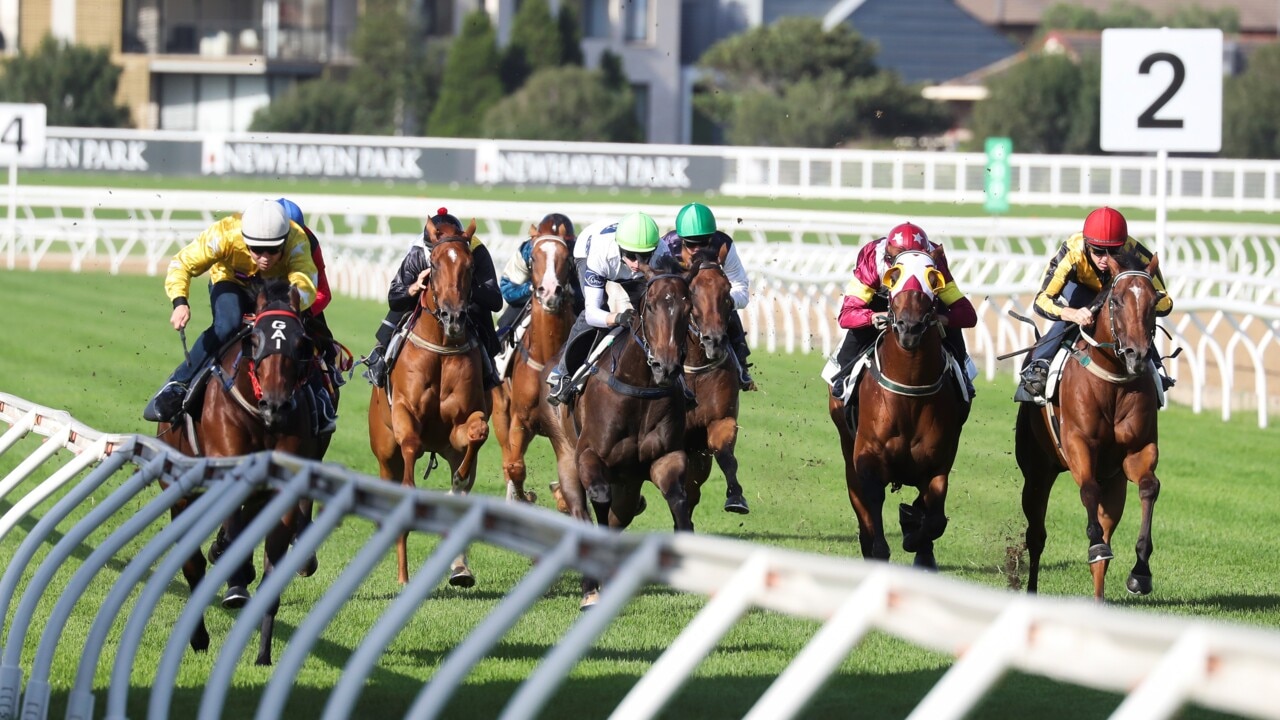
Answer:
[[2, 187, 1278, 427], [2, 393, 1279, 720]]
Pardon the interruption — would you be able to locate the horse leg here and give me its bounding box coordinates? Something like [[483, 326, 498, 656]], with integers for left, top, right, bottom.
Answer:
[[222, 501, 258, 609], [549, 425, 591, 522], [576, 448, 611, 609], [1068, 456, 1110, 601], [255, 516, 294, 666], [395, 441, 420, 585], [444, 411, 488, 588], [907, 473, 950, 571], [683, 452, 712, 522], [651, 452, 692, 533], [292, 497, 318, 578], [707, 417, 747, 514], [1123, 447, 1160, 595], [1016, 404, 1056, 594], [851, 451, 890, 561], [503, 418, 536, 504], [170, 501, 211, 652]]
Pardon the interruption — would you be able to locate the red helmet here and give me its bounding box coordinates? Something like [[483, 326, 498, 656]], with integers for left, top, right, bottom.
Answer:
[[1082, 207, 1127, 248], [886, 222, 930, 252]]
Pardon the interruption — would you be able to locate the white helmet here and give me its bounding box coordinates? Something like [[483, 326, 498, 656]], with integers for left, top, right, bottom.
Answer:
[[240, 199, 290, 247]]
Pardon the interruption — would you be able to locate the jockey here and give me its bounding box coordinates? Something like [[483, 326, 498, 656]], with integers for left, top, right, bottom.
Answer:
[[829, 222, 977, 399], [1015, 206, 1173, 404], [654, 202, 755, 391], [495, 212, 581, 340], [360, 207, 503, 389], [143, 199, 319, 423], [545, 212, 660, 406]]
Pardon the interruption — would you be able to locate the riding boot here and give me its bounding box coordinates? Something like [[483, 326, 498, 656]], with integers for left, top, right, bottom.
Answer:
[[144, 380, 189, 423], [481, 351, 502, 390], [1015, 360, 1050, 405], [494, 343, 515, 380], [728, 314, 756, 391], [310, 378, 337, 436], [546, 313, 593, 406], [362, 345, 388, 388]]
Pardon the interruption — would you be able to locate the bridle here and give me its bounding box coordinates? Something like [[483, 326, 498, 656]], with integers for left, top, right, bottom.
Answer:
[[685, 261, 730, 354], [409, 235, 477, 355], [1075, 269, 1157, 382], [627, 272, 689, 379], [530, 233, 572, 313]]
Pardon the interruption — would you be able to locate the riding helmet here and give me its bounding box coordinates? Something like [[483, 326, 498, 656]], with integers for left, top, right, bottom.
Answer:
[[240, 199, 291, 247], [1083, 207, 1127, 248], [886, 222, 930, 253], [675, 202, 716, 243], [429, 207, 463, 232], [276, 197, 305, 226], [615, 212, 660, 253]]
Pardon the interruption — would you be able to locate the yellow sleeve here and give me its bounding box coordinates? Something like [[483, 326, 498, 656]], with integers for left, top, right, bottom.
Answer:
[[163, 224, 223, 303], [283, 227, 319, 310], [842, 276, 875, 304], [937, 281, 963, 306], [1032, 239, 1077, 320]]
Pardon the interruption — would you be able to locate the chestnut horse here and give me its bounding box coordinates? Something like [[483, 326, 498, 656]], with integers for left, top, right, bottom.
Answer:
[[828, 249, 964, 569], [158, 277, 323, 665], [1017, 252, 1165, 600], [680, 254, 749, 518], [558, 262, 693, 606], [368, 219, 490, 587], [490, 224, 582, 512]]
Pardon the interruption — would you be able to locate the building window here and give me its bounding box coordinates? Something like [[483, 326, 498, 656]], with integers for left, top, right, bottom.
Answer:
[[623, 0, 649, 43], [581, 0, 609, 39]]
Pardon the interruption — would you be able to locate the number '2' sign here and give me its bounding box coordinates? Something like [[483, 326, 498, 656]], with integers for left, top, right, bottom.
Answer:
[[1101, 29, 1222, 153], [0, 103, 47, 168]]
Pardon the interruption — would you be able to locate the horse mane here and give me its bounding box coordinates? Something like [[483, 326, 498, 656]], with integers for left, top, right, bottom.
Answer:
[[250, 276, 296, 309], [650, 252, 682, 276], [1111, 247, 1147, 272]]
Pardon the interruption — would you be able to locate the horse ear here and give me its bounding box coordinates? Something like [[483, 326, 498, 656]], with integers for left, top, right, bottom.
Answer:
[[1146, 253, 1160, 276], [425, 221, 438, 244], [466, 219, 478, 237], [528, 223, 539, 238]]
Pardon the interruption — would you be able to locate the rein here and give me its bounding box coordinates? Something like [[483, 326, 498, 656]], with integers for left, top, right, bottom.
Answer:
[[412, 235, 477, 356], [1071, 270, 1154, 385]]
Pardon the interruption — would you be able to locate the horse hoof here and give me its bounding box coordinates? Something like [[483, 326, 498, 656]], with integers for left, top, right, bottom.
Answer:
[[635, 495, 647, 516], [1126, 573, 1153, 595], [1087, 543, 1113, 564], [580, 590, 600, 610], [222, 585, 250, 610], [523, 491, 538, 504], [297, 553, 319, 578], [724, 494, 749, 514], [913, 552, 938, 571], [449, 567, 475, 588]]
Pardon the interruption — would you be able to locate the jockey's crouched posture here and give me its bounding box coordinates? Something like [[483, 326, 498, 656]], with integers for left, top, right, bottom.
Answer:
[[143, 199, 323, 425], [360, 208, 503, 389], [828, 222, 977, 402], [1015, 206, 1174, 405]]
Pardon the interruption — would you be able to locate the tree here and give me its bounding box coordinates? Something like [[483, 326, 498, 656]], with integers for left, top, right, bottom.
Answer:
[[428, 11, 504, 137], [1040, 1, 1236, 33], [1222, 43, 1280, 159], [694, 17, 946, 148], [500, 0, 560, 92], [0, 36, 130, 127], [347, 0, 412, 134], [970, 53, 1097, 154], [249, 77, 360, 134], [556, 3, 584, 66], [482, 65, 639, 142]]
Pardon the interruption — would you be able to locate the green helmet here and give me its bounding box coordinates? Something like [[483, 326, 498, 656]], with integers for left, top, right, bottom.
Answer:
[[615, 212, 659, 253], [675, 202, 716, 239]]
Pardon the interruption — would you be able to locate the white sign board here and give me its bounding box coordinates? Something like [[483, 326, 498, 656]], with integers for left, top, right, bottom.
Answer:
[[0, 103, 46, 168], [1100, 29, 1222, 153]]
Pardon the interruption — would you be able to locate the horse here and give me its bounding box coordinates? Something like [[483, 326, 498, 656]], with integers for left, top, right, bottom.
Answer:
[[368, 218, 490, 587], [828, 248, 965, 569], [1016, 251, 1165, 600], [558, 260, 693, 606], [680, 252, 749, 518], [490, 221, 581, 511], [157, 276, 324, 666]]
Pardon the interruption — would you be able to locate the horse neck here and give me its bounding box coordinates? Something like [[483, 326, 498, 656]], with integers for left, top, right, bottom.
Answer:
[[1080, 289, 1126, 372], [879, 325, 945, 382], [527, 301, 573, 362]]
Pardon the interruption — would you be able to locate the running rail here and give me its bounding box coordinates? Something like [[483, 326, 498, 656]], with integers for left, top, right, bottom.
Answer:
[[2, 392, 1279, 720]]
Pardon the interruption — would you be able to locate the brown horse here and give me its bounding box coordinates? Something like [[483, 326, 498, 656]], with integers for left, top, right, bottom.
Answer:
[[490, 223, 582, 512], [158, 277, 323, 665], [828, 248, 964, 569], [368, 219, 490, 587], [1017, 252, 1165, 600], [680, 254, 748, 518]]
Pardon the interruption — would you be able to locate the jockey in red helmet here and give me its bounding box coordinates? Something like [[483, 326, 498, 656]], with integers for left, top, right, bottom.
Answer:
[[1014, 207, 1174, 404]]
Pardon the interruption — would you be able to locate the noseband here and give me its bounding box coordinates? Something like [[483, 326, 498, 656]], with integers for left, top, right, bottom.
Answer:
[[631, 273, 689, 375]]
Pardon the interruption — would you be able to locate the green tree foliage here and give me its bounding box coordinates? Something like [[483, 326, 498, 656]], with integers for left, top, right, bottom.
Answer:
[[429, 11, 504, 137], [249, 76, 360, 134], [348, 0, 411, 134], [1040, 1, 1236, 32], [0, 36, 130, 127], [970, 53, 1099, 154], [1222, 43, 1280, 159], [500, 0, 560, 92], [557, 3, 584, 67], [482, 65, 639, 142], [694, 17, 946, 148]]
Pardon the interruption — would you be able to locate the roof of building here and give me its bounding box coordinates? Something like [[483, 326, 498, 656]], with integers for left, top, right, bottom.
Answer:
[[762, 0, 1021, 84], [955, 0, 1279, 34]]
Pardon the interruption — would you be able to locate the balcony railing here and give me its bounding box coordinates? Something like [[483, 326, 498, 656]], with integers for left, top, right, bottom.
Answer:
[[122, 18, 355, 63]]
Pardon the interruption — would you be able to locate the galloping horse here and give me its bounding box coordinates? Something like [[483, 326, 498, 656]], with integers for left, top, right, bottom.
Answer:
[[368, 218, 490, 587], [680, 252, 748, 517], [158, 277, 323, 665], [828, 249, 965, 569], [490, 220, 581, 511], [1017, 251, 1165, 600]]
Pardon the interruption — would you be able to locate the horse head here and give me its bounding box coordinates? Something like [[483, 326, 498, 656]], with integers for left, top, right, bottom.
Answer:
[[1094, 251, 1163, 376], [424, 218, 477, 341], [635, 256, 692, 387], [249, 278, 311, 431], [528, 214, 575, 313], [882, 249, 946, 351], [686, 248, 732, 361]]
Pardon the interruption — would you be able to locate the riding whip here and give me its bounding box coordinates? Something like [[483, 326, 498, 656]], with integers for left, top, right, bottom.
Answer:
[[179, 327, 192, 364]]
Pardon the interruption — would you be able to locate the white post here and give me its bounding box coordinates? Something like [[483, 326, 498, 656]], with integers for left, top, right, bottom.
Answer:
[[1155, 149, 1168, 260], [6, 159, 15, 270]]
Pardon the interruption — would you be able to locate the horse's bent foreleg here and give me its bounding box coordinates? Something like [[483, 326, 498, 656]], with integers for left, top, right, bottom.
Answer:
[[1124, 446, 1160, 595], [550, 427, 590, 522], [449, 410, 489, 495], [707, 417, 747, 514], [256, 517, 294, 666], [651, 451, 692, 533]]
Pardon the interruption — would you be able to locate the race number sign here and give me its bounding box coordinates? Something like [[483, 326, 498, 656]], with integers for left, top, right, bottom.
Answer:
[[0, 103, 47, 167], [1100, 29, 1222, 152]]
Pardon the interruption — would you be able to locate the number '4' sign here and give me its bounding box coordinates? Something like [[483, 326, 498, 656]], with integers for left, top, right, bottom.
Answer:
[[0, 103, 46, 167]]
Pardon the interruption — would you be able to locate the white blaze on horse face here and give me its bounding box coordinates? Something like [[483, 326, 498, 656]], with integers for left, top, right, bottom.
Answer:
[[446, 247, 458, 263], [536, 241, 562, 297], [889, 251, 938, 300]]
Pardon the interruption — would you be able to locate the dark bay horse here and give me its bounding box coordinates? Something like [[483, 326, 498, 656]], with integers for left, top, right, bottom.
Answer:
[[828, 249, 964, 569], [368, 218, 490, 587], [158, 277, 323, 665], [490, 223, 581, 512], [680, 254, 748, 518], [1017, 252, 1165, 600], [558, 262, 693, 606]]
